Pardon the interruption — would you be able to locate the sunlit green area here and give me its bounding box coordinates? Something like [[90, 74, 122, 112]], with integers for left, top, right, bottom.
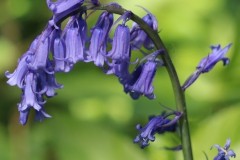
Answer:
[[0, 0, 240, 159]]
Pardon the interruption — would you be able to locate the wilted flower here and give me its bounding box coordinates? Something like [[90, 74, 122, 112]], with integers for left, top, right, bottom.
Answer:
[[134, 111, 182, 148], [211, 139, 236, 160], [182, 43, 232, 91]]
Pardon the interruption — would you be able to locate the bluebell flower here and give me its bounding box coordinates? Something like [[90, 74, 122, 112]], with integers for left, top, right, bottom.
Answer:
[[27, 26, 54, 72], [126, 61, 157, 99], [124, 50, 163, 99], [130, 8, 158, 50], [105, 12, 132, 80], [182, 44, 232, 91], [211, 139, 236, 160], [92, 11, 113, 41], [16, 68, 61, 125], [35, 70, 63, 97], [63, 14, 87, 70], [88, 28, 107, 67], [106, 60, 130, 83], [47, 0, 85, 28], [107, 24, 131, 62], [134, 111, 182, 148], [87, 11, 113, 67], [51, 29, 67, 72]]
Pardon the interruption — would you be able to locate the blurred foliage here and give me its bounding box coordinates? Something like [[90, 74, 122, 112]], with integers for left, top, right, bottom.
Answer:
[[0, 0, 240, 160]]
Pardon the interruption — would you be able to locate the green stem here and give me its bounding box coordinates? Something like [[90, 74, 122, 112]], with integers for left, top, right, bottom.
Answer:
[[86, 4, 193, 160]]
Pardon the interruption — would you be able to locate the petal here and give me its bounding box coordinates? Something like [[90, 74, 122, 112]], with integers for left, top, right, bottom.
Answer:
[[88, 28, 106, 67], [107, 24, 131, 62], [224, 138, 231, 150], [28, 37, 50, 70], [19, 108, 30, 125]]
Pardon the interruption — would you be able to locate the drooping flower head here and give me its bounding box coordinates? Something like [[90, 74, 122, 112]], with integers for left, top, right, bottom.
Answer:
[[182, 44, 232, 91], [130, 7, 158, 50], [211, 139, 236, 160], [124, 50, 163, 99], [134, 111, 182, 148], [47, 0, 85, 28], [107, 24, 131, 62], [87, 11, 114, 67], [63, 14, 88, 68]]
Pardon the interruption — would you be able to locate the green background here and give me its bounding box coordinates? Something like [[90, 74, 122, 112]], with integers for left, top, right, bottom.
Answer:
[[0, 0, 240, 159]]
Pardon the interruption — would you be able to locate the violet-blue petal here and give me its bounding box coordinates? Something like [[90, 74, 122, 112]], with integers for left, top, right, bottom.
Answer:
[[62, 15, 87, 69], [107, 24, 131, 62], [51, 29, 66, 72], [47, 0, 84, 27], [197, 43, 232, 73], [28, 36, 50, 71], [130, 11, 158, 50], [19, 108, 30, 125], [134, 112, 181, 148], [182, 44, 232, 91], [106, 60, 131, 84], [212, 139, 236, 160], [36, 71, 63, 97], [6, 54, 29, 88], [126, 61, 157, 99], [65, 27, 82, 63], [19, 72, 42, 111], [35, 109, 51, 122], [93, 11, 113, 38], [47, 0, 84, 15], [87, 28, 106, 67], [5, 38, 39, 88]]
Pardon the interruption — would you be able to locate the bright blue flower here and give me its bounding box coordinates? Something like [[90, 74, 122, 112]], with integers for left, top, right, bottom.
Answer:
[[182, 44, 232, 90], [134, 112, 182, 148], [212, 139, 236, 160]]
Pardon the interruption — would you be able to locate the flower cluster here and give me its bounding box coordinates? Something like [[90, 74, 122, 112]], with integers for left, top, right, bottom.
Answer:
[[6, 0, 162, 125], [134, 111, 182, 148], [211, 139, 236, 160]]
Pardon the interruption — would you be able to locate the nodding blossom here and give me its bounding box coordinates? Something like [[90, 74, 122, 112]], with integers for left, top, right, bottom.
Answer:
[[124, 50, 163, 99], [130, 8, 158, 50], [211, 139, 236, 160], [134, 111, 182, 148], [87, 11, 114, 67], [47, 0, 85, 28], [182, 44, 232, 91]]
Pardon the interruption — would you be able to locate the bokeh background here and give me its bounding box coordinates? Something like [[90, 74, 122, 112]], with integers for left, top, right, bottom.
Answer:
[[0, 0, 240, 159]]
